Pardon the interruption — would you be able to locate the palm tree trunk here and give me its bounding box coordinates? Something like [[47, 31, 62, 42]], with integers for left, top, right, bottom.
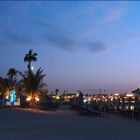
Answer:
[[29, 94, 36, 108], [28, 61, 31, 72]]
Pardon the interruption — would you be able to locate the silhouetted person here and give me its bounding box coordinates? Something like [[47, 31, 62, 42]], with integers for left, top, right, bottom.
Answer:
[[78, 91, 83, 111]]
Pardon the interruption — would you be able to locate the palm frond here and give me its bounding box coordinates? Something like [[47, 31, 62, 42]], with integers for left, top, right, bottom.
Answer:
[[19, 68, 46, 96]]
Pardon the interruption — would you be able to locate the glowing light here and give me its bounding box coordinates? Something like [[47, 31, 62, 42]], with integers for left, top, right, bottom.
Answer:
[[31, 66, 34, 70], [6, 96, 9, 99], [126, 93, 134, 97], [87, 98, 91, 102], [56, 96, 60, 100], [130, 106, 135, 110], [76, 93, 79, 97], [26, 96, 32, 101], [52, 96, 55, 98], [35, 96, 40, 102], [10, 90, 16, 103], [83, 99, 87, 103], [114, 93, 119, 96]]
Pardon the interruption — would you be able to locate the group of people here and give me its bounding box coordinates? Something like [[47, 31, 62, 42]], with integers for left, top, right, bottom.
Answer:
[[82, 101, 110, 117], [100, 104, 109, 117], [40, 95, 59, 111]]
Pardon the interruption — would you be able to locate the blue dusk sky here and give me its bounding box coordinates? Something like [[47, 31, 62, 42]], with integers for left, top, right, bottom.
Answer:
[[0, 1, 140, 93]]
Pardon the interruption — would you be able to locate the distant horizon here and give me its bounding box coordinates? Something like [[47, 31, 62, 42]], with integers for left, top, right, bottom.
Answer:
[[1, 67, 138, 94], [47, 87, 137, 94]]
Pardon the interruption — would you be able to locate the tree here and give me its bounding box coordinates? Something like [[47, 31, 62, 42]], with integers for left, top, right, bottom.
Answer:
[[0, 77, 9, 97], [24, 49, 37, 72], [19, 68, 46, 107], [7, 68, 18, 90], [55, 89, 59, 95]]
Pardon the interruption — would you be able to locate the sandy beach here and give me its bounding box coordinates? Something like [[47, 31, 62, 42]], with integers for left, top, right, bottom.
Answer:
[[0, 106, 139, 140]]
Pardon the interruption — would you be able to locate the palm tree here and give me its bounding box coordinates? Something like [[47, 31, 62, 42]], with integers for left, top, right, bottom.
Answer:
[[19, 68, 46, 107], [24, 49, 37, 72], [7, 68, 18, 90]]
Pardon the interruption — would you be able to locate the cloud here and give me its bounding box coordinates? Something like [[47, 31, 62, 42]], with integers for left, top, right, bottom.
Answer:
[[87, 41, 108, 53], [0, 39, 9, 47], [29, 18, 54, 29], [43, 31, 109, 53], [0, 21, 37, 46], [0, 18, 109, 54], [8, 33, 34, 45], [29, 18, 81, 52], [29, 18, 109, 53], [105, 8, 126, 23], [0, 1, 112, 54], [44, 33, 81, 52]]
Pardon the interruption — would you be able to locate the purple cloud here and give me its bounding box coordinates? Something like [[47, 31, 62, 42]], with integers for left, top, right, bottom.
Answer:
[[87, 41, 108, 53]]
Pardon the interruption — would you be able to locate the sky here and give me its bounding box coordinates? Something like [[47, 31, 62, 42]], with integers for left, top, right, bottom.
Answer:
[[0, 1, 140, 93]]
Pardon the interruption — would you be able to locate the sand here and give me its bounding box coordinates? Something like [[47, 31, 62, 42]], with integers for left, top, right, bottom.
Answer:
[[0, 105, 140, 140]]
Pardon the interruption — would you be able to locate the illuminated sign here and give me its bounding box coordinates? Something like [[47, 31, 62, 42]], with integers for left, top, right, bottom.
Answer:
[[10, 90, 16, 103]]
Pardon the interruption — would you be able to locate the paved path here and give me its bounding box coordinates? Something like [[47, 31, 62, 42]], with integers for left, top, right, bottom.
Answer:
[[0, 106, 140, 140]]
